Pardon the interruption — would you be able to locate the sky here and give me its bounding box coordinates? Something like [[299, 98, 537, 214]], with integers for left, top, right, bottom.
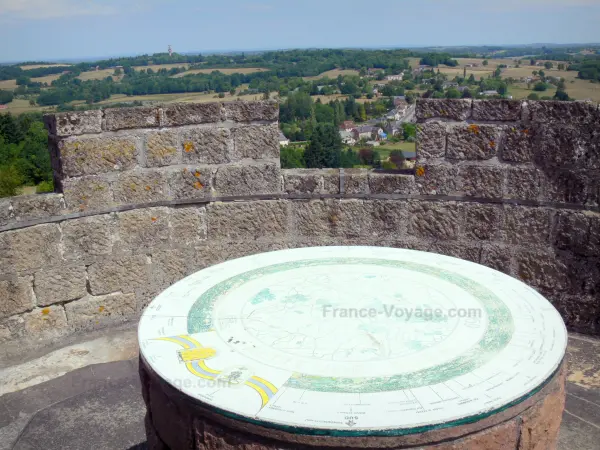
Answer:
[[0, 0, 599, 62]]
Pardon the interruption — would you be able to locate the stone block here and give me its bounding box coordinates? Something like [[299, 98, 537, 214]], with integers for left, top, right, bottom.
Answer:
[[58, 136, 138, 177], [34, 266, 87, 307], [231, 124, 279, 160], [343, 169, 369, 195], [161, 103, 224, 127], [62, 175, 113, 212], [408, 201, 460, 240], [516, 250, 569, 291], [283, 169, 321, 195], [168, 167, 214, 201], [535, 124, 600, 170], [553, 294, 599, 335], [446, 124, 501, 160], [472, 100, 522, 121], [149, 249, 198, 295], [463, 204, 504, 240], [213, 163, 281, 196], [0, 277, 34, 319], [416, 122, 446, 160], [333, 200, 374, 238], [458, 165, 504, 199], [553, 211, 597, 257], [500, 125, 536, 163], [223, 101, 278, 122], [527, 100, 599, 124], [88, 254, 150, 295], [415, 99, 472, 121], [505, 167, 542, 201], [566, 257, 600, 296], [543, 169, 588, 205], [145, 130, 180, 167], [104, 106, 160, 131], [480, 244, 513, 275], [181, 127, 232, 164], [322, 170, 340, 195], [65, 293, 137, 330], [0, 198, 12, 227], [118, 207, 170, 249], [371, 200, 409, 238], [428, 241, 482, 264], [0, 305, 68, 344], [201, 240, 289, 268], [11, 194, 64, 222], [62, 215, 115, 260], [169, 206, 207, 246], [368, 173, 416, 194], [503, 206, 551, 245], [112, 170, 170, 205], [208, 201, 288, 241], [415, 163, 458, 195], [44, 110, 102, 137], [0, 224, 61, 273], [292, 199, 372, 239]]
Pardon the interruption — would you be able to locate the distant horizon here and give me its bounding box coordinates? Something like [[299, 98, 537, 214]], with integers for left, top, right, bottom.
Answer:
[[2, 42, 600, 65], [1, 0, 599, 63]]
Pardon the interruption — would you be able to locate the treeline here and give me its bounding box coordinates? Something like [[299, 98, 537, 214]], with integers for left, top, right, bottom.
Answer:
[[570, 57, 600, 81], [0, 113, 52, 197]]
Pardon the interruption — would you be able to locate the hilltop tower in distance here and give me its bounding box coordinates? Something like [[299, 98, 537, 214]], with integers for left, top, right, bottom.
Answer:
[[168, 45, 173, 57]]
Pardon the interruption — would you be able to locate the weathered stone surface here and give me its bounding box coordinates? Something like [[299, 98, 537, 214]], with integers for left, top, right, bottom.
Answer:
[[565, 256, 600, 297], [505, 166, 542, 201], [224, 100, 278, 122], [231, 124, 279, 160], [283, 169, 321, 195], [463, 204, 504, 240], [0, 198, 12, 227], [504, 206, 551, 245], [446, 124, 501, 160], [88, 254, 149, 295], [161, 103, 224, 127], [416, 122, 446, 160], [181, 128, 232, 164], [527, 100, 599, 124], [416, 99, 472, 121], [117, 207, 170, 249], [11, 194, 64, 222], [343, 169, 369, 195], [415, 163, 458, 195], [500, 125, 536, 163], [145, 130, 180, 167], [428, 241, 482, 264], [168, 167, 213, 201], [472, 99, 522, 121], [0, 277, 34, 319], [112, 170, 170, 204], [34, 266, 87, 306], [65, 293, 136, 330], [368, 173, 416, 194], [553, 211, 595, 256], [62, 175, 113, 212], [201, 241, 289, 268], [322, 169, 340, 195], [104, 107, 160, 131], [0, 305, 68, 344], [59, 136, 138, 177], [408, 201, 460, 240], [371, 200, 409, 238], [458, 165, 504, 198], [480, 244, 513, 275], [150, 248, 198, 293], [208, 201, 288, 241], [62, 215, 115, 260], [516, 249, 570, 291], [44, 110, 102, 137], [0, 224, 61, 273], [554, 294, 600, 334], [292, 199, 373, 239], [543, 169, 589, 205], [536, 124, 600, 170], [435, 418, 520, 450], [169, 206, 207, 246], [213, 163, 281, 196]]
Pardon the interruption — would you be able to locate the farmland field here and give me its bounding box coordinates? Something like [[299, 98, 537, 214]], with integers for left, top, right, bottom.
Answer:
[[1, 98, 55, 114], [77, 69, 122, 81], [133, 63, 190, 71], [97, 90, 276, 105], [304, 69, 360, 81], [19, 64, 71, 70], [172, 67, 269, 77], [0, 79, 18, 90]]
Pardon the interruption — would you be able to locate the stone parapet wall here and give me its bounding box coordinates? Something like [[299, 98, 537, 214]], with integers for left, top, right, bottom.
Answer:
[[0, 100, 598, 361]]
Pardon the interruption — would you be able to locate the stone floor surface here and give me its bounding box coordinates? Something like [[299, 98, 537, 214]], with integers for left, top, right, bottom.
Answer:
[[0, 327, 599, 450]]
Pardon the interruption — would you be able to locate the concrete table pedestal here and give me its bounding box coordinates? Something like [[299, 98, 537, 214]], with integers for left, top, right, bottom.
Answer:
[[138, 247, 567, 450]]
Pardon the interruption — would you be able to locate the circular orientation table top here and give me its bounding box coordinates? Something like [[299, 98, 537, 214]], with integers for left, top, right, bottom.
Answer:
[[138, 246, 567, 436]]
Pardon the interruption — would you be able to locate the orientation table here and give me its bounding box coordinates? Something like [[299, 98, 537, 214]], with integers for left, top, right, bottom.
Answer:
[[138, 246, 567, 449]]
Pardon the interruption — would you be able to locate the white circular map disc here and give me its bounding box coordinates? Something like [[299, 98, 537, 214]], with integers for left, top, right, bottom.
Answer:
[[138, 246, 567, 434]]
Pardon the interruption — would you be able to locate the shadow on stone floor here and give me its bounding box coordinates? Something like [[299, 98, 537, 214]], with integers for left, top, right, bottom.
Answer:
[[1, 334, 599, 450]]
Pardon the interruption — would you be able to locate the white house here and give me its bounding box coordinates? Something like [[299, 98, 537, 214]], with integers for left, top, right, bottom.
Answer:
[[279, 132, 290, 147], [385, 74, 403, 81], [339, 130, 356, 146]]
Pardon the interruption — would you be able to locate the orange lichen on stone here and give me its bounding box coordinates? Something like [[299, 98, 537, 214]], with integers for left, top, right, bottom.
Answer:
[[145, 185, 152, 191], [194, 181, 203, 189], [151, 217, 158, 222], [194, 171, 201, 178], [523, 129, 529, 135], [184, 142, 194, 153], [41, 308, 50, 316], [183, 168, 188, 173], [416, 166, 425, 177], [468, 124, 480, 134], [98, 306, 105, 313], [490, 140, 496, 148]]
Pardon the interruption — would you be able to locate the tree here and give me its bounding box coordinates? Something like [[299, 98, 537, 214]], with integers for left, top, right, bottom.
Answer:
[[532, 70, 538, 76], [554, 89, 569, 101], [534, 82, 548, 92], [280, 146, 306, 169], [544, 62, 553, 70], [482, 60, 489, 66], [467, 74, 476, 84], [445, 88, 460, 99], [389, 150, 405, 169], [558, 63, 565, 71], [527, 93, 540, 100], [114, 68, 122, 76], [229, 88, 236, 96], [530, 59, 536, 66], [29, 99, 36, 106], [402, 123, 416, 141], [304, 123, 342, 169], [0, 165, 23, 197], [498, 83, 507, 96]]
